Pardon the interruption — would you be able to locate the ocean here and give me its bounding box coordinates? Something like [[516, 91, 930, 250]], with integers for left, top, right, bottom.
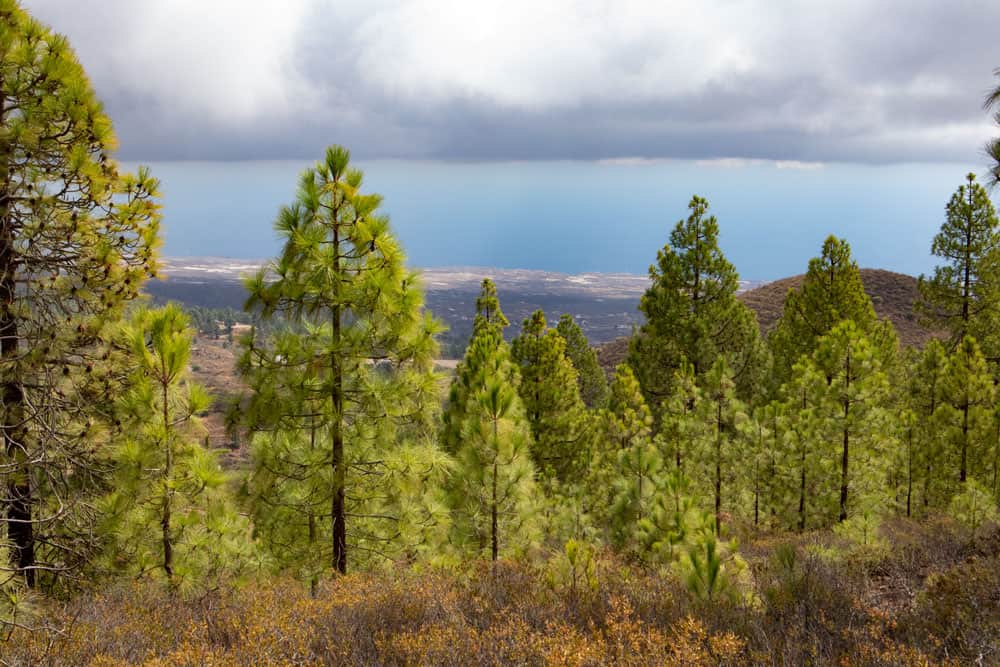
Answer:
[[125, 158, 995, 281]]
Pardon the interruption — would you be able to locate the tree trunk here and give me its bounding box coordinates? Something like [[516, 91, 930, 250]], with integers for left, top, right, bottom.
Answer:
[[0, 170, 33, 587], [960, 401, 969, 484], [331, 214, 347, 575], [714, 401, 722, 537], [491, 415, 499, 562], [798, 444, 807, 532], [161, 377, 174, 582], [839, 352, 851, 523]]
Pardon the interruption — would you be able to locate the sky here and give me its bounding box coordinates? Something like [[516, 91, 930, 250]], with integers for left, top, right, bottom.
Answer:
[[21, 0, 1000, 164]]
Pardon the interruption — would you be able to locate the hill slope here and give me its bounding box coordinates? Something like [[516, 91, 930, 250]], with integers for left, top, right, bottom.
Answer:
[[598, 268, 942, 375]]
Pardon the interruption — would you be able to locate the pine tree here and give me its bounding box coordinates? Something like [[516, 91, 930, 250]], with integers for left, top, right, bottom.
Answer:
[[659, 361, 699, 471], [555, 313, 608, 408], [768, 236, 882, 387], [689, 358, 745, 536], [779, 359, 827, 531], [627, 195, 759, 404], [985, 67, 1000, 188], [511, 310, 589, 481], [906, 340, 949, 511], [812, 321, 892, 523], [637, 469, 702, 564], [936, 336, 995, 487], [917, 173, 1000, 356], [441, 279, 510, 456], [590, 364, 660, 548], [448, 329, 539, 561], [0, 2, 161, 588], [238, 146, 442, 575], [103, 305, 254, 592], [739, 408, 772, 529]]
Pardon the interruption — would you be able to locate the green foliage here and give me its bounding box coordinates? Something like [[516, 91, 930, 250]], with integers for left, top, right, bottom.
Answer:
[[628, 195, 760, 405], [904, 340, 951, 512], [936, 336, 995, 488], [442, 279, 510, 456], [0, 0, 161, 589], [555, 313, 608, 408], [812, 320, 893, 524], [511, 310, 590, 481], [238, 145, 443, 576], [776, 360, 828, 530], [676, 530, 747, 604], [586, 364, 659, 550], [637, 470, 703, 564], [658, 361, 699, 471], [768, 236, 883, 388], [688, 358, 746, 535], [988, 68, 1000, 188], [917, 173, 1000, 355], [448, 324, 540, 560], [102, 306, 256, 593], [947, 479, 999, 538]]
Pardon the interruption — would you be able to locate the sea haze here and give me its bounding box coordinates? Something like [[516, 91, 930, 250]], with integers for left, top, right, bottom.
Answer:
[[125, 159, 996, 281]]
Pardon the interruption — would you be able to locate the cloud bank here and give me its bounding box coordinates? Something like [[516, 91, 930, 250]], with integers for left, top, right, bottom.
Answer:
[[23, 0, 1000, 163]]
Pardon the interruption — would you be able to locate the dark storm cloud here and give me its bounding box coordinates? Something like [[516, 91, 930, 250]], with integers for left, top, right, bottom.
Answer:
[[20, 0, 1000, 164]]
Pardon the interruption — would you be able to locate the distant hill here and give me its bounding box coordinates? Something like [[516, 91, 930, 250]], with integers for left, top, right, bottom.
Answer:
[[597, 268, 943, 376]]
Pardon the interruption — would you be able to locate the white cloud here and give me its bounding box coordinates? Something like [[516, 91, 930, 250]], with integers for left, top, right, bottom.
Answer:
[[26, 0, 317, 122], [19, 0, 1000, 163]]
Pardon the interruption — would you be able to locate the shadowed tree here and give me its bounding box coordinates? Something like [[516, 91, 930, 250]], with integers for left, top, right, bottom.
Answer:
[[555, 313, 608, 409], [512, 310, 589, 481], [0, 2, 160, 589]]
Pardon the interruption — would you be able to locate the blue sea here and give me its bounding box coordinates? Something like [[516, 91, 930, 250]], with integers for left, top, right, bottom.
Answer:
[[125, 159, 996, 281]]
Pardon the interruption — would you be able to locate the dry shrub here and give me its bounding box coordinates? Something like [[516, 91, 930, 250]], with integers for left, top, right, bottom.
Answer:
[[902, 555, 1000, 662], [1, 537, 984, 666]]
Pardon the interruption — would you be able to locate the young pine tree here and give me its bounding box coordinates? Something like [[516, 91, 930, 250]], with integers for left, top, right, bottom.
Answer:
[[591, 365, 661, 549], [442, 279, 510, 456], [511, 310, 589, 481], [628, 195, 759, 404], [659, 361, 699, 471], [812, 321, 892, 524], [448, 329, 540, 561], [906, 340, 950, 511], [917, 173, 1000, 355], [0, 2, 161, 588], [936, 336, 995, 488], [778, 359, 827, 531], [689, 358, 745, 536], [238, 146, 442, 575], [104, 305, 254, 592], [555, 313, 608, 409]]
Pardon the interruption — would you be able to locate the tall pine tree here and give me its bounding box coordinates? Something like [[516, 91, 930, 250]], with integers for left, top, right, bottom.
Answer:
[[768, 236, 886, 388], [628, 195, 759, 404], [238, 145, 442, 575], [0, 2, 161, 588], [917, 173, 1000, 357]]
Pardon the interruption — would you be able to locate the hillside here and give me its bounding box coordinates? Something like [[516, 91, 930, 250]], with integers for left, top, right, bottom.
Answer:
[[597, 268, 943, 374]]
